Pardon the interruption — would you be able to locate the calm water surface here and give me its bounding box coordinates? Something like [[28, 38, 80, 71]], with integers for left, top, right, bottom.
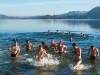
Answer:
[[0, 19, 100, 75]]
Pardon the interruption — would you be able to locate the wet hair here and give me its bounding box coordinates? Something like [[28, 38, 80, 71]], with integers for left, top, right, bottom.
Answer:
[[39, 45, 42, 48], [13, 38, 17, 42], [91, 46, 94, 49], [42, 41, 45, 45], [72, 43, 76, 46], [14, 41, 18, 45], [39, 45, 42, 47], [26, 40, 29, 42], [58, 42, 62, 45]]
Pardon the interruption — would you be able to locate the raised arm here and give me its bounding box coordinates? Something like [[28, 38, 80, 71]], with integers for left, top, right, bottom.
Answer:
[[21, 43, 26, 47], [96, 48, 99, 57], [8, 47, 11, 51], [88, 48, 91, 55], [75, 48, 81, 56], [63, 45, 67, 50], [44, 50, 49, 59], [30, 43, 34, 47], [35, 50, 39, 62], [16, 47, 20, 57], [8, 46, 12, 52], [78, 48, 81, 56]]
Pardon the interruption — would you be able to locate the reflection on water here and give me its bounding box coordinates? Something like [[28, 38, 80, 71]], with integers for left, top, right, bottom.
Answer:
[[73, 70, 81, 75], [0, 19, 100, 33]]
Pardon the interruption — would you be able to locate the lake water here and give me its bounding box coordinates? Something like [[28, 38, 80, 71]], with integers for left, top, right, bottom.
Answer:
[[0, 19, 100, 75]]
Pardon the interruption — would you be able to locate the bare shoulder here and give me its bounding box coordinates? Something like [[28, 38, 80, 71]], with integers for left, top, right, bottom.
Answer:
[[17, 46, 19, 48], [95, 47, 98, 51], [78, 48, 81, 51], [30, 42, 32, 45], [17, 46, 20, 50], [43, 49, 46, 52]]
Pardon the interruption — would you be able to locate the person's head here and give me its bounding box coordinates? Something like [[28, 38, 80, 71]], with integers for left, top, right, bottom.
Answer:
[[48, 30, 50, 32], [91, 45, 94, 49], [56, 30, 58, 32], [83, 34, 85, 37], [51, 40, 54, 43], [13, 38, 17, 42], [72, 43, 77, 48], [26, 40, 29, 43], [39, 45, 43, 49], [59, 39, 62, 44], [42, 41, 45, 45], [69, 31, 71, 34], [14, 41, 18, 46]]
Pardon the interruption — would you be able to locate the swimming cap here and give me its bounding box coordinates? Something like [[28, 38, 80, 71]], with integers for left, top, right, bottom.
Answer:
[[59, 39, 62, 43]]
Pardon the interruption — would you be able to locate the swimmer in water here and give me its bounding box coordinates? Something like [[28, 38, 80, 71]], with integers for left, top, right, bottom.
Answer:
[[62, 32, 64, 34], [57, 40, 67, 53], [88, 46, 99, 60], [44, 30, 50, 34], [50, 40, 57, 51], [56, 30, 59, 33], [21, 40, 34, 52], [80, 33, 83, 36], [41, 41, 48, 50], [82, 34, 85, 37], [35, 45, 49, 62], [72, 43, 82, 69], [48, 30, 50, 33], [8, 41, 20, 57], [68, 31, 71, 34], [80, 33, 85, 37], [70, 37, 73, 42]]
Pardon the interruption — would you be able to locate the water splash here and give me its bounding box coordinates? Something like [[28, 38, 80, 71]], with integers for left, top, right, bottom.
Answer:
[[26, 54, 60, 66], [69, 64, 91, 70], [54, 50, 67, 53]]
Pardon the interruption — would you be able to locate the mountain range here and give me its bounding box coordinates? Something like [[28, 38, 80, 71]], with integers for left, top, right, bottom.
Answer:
[[0, 6, 100, 19]]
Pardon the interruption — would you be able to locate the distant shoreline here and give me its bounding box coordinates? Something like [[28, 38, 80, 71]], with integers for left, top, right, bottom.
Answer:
[[0, 6, 100, 19]]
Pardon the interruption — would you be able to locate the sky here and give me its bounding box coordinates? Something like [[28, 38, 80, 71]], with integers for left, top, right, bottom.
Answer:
[[0, 0, 100, 16]]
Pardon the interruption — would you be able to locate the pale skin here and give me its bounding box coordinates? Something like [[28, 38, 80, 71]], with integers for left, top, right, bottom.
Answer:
[[42, 44, 48, 50], [35, 46, 49, 62], [57, 43, 67, 53], [8, 42, 20, 57], [88, 47, 99, 57], [72, 45, 81, 68], [42, 41, 48, 50], [22, 41, 34, 51], [70, 37, 73, 42], [50, 40, 57, 51]]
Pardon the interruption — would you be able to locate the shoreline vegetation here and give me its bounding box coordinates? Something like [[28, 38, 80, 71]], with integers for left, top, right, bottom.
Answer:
[[0, 6, 100, 19]]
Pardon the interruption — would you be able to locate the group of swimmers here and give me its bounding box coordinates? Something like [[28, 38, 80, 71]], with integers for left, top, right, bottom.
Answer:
[[8, 32, 99, 69]]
